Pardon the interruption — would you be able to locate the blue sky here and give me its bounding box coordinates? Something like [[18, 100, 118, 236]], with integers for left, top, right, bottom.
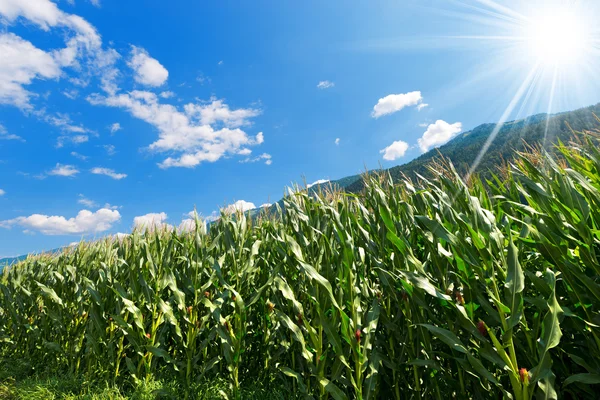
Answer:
[[1, 0, 600, 256]]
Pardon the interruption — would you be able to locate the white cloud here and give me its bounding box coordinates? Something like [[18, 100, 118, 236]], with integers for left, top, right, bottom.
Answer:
[[0, 0, 118, 106], [241, 152, 271, 165], [91, 167, 127, 180], [418, 120, 462, 152], [218, 60, 223, 65], [380, 140, 409, 161], [64, 0, 100, 7], [184, 97, 261, 128], [71, 151, 88, 160], [128, 46, 168, 87], [335, 138, 340, 145], [48, 115, 90, 133], [0, 189, 5, 196], [371, 91, 424, 118], [102, 203, 119, 210], [133, 212, 168, 230], [103, 144, 116, 155], [0, 208, 121, 235], [222, 200, 256, 214], [0, 33, 61, 109], [87, 91, 264, 168], [62, 89, 78, 99], [0, 123, 24, 141], [77, 194, 96, 208], [160, 91, 175, 99], [49, 163, 79, 177], [417, 103, 429, 111], [307, 179, 329, 188], [56, 134, 88, 148], [317, 80, 334, 89], [418, 123, 429, 127], [196, 73, 210, 85], [109, 122, 121, 133]]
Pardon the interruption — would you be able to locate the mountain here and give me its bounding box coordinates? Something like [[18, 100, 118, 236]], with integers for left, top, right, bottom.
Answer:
[[344, 103, 600, 192], [0, 255, 27, 273]]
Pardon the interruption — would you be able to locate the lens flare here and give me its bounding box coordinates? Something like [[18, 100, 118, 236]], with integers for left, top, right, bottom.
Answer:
[[524, 8, 590, 66]]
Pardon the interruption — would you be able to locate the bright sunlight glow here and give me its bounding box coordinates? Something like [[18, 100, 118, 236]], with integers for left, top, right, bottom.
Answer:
[[525, 8, 589, 66]]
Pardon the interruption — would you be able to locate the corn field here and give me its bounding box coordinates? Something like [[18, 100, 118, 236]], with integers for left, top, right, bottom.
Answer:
[[2, 134, 600, 399]]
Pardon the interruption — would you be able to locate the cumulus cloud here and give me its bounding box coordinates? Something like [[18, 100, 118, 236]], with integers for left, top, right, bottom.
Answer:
[[184, 97, 261, 128], [371, 91, 424, 118], [87, 91, 264, 168], [380, 140, 409, 161], [0, 0, 118, 107], [222, 200, 256, 214], [335, 138, 340, 145], [0, 189, 5, 196], [0, 33, 61, 109], [0, 123, 24, 141], [49, 163, 79, 177], [133, 212, 168, 230], [160, 91, 174, 99], [418, 120, 462, 152], [109, 122, 121, 133], [417, 103, 429, 111], [317, 80, 334, 89], [0, 208, 121, 235], [128, 46, 168, 87], [91, 167, 127, 180]]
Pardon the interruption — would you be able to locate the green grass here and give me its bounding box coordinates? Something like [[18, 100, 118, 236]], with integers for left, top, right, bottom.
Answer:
[[0, 357, 285, 399], [2, 129, 600, 399]]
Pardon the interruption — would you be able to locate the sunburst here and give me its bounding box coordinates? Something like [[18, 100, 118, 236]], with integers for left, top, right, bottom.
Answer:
[[438, 0, 600, 179]]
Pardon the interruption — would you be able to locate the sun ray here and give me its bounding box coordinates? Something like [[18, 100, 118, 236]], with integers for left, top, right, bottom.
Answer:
[[465, 63, 540, 182], [542, 67, 559, 150]]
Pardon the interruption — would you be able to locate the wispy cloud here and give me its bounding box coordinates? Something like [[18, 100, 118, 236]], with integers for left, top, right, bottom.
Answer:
[[317, 80, 335, 89], [48, 163, 79, 177], [91, 167, 127, 180]]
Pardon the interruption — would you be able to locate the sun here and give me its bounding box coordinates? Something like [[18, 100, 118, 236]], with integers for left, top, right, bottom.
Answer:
[[524, 7, 590, 66]]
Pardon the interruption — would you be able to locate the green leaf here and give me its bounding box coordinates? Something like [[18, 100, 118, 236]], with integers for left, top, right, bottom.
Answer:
[[36, 282, 63, 306], [319, 378, 348, 400], [274, 309, 312, 361], [419, 324, 468, 354], [504, 235, 524, 330], [563, 373, 600, 387]]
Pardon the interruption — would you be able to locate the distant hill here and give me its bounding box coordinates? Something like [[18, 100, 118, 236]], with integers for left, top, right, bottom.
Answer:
[[0, 255, 27, 273], [345, 103, 600, 192]]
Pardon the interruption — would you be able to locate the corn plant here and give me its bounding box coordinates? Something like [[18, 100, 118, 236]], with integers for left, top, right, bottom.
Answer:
[[2, 129, 600, 398]]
